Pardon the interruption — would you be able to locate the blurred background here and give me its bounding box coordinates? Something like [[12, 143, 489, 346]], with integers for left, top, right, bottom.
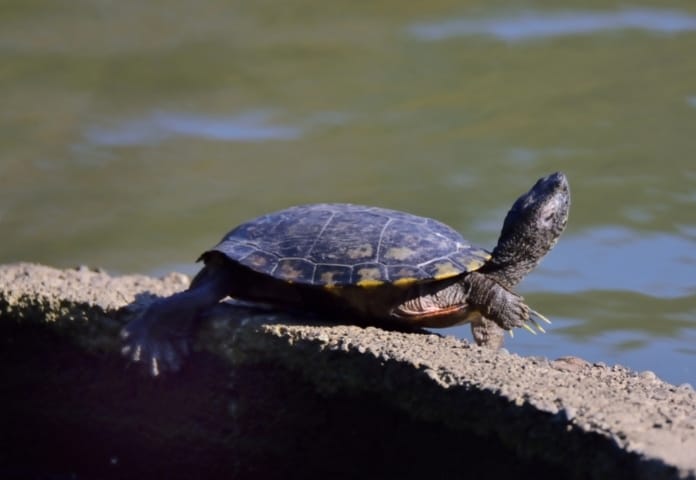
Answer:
[[1, 1, 695, 385]]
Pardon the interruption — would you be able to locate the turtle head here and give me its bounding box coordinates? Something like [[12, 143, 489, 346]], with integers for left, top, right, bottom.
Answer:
[[486, 172, 570, 287]]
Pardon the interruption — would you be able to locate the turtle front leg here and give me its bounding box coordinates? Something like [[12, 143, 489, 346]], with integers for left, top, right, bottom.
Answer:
[[121, 265, 232, 376], [462, 271, 540, 348]]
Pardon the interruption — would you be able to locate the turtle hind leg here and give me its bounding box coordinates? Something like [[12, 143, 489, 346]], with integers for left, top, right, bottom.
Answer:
[[121, 264, 234, 376], [470, 316, 505, 349]]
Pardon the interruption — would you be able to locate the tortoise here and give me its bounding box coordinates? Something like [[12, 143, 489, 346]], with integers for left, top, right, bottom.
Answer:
[[122, 172, 570, 375]]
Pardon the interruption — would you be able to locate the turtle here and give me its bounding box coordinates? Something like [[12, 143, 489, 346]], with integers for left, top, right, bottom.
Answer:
[[122, 172, 570, 376]]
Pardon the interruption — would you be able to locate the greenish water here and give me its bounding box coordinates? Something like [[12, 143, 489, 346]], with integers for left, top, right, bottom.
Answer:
[[2, 1, 695, 385]]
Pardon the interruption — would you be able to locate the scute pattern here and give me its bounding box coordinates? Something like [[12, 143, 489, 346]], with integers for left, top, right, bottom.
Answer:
[[211, 204, 491, 287]]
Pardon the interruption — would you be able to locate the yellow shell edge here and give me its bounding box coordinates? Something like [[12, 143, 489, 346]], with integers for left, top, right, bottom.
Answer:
[[356, 279, 384, 288]]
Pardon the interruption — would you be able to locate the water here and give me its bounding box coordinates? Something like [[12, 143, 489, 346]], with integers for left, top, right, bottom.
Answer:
[[1, 1, 695, 385], [409, 8, 696, 41]]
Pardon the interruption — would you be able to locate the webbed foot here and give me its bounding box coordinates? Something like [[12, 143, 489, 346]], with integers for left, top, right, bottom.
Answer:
[[121, 295, 196, 376], [121, 265, 234, 376]]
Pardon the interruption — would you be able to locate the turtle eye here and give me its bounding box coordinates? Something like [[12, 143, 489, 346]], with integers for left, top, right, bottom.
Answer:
[[537, 208, 557, 230], [538, 200, 560, 227]]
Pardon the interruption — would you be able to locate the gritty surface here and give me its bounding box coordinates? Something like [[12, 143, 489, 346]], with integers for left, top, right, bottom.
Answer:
[[0, 262, 188, 318], [250, 323, 696, 473], [1, 262, 695, 479]]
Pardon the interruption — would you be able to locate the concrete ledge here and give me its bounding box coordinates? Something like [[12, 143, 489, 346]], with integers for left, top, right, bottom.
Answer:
[[1, 263, 694, 479]]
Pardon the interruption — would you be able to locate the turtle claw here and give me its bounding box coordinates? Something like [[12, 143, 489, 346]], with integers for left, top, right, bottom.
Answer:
[[526, 308, 551, 334], [521, 323, 537, 335], [531, 308, 552, 324], [150, 357, 161, 377], [123, 333, 188, 377], [122, 336, 187, 377]]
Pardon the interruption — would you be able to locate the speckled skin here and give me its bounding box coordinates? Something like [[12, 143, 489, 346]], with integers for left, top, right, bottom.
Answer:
[[122, 173, 570, 376]]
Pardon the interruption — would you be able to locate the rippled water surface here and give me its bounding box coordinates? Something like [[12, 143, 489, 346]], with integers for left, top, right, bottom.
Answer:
[[2, 1, 695, 385]]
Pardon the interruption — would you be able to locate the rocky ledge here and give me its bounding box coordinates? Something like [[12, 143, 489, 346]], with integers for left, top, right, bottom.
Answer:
[[0, 263, 694, 479]]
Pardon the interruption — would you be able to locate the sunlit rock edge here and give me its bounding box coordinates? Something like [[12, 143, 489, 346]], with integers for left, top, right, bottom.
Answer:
[[0, 263, 694, 479]]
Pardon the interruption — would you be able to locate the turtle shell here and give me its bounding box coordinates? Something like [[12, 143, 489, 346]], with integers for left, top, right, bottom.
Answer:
[[209, 203, 491, 288]]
